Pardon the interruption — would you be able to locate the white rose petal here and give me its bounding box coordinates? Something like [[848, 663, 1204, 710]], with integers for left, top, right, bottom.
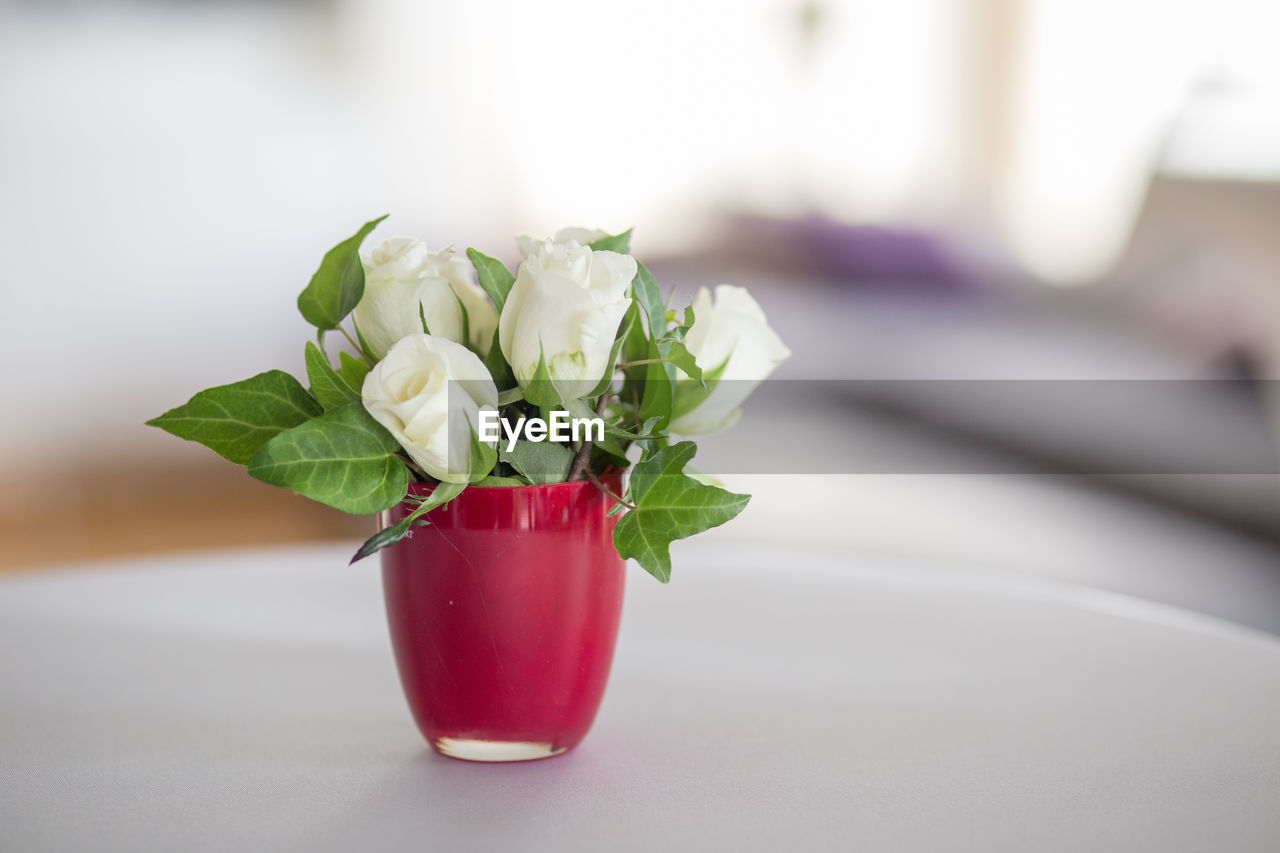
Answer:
[[354, 238, 498, 360], [361, 333, 498, 484], [429, 251, 499, 354], [669, 284, 791, 435], [499, 238, 636, 403], [516, 226, 610, 259]]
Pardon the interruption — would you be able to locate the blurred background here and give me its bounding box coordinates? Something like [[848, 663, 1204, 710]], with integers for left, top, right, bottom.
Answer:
[[3, 0, 1279, 631]]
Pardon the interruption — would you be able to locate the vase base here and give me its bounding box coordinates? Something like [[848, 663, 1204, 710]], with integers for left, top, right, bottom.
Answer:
[[434, 737, 566, 762]]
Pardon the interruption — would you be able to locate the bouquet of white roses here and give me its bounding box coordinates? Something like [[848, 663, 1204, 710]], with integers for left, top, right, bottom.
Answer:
[[148, 219, 790, 581]]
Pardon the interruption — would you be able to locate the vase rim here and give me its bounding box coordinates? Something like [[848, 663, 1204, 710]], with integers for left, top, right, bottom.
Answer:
[[406, 472, 623, 495]]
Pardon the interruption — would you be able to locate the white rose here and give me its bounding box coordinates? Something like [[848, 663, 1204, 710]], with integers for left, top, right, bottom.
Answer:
[[668, 285, 791, 434], [499, 239, 636, 403], [362, 333, 498, 484], [353, 238, 498, 360], [516, 226, 609, 259]]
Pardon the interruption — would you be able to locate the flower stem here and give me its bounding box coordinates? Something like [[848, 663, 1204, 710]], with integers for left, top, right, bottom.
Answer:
[[615, 357, 671, 368], [586, 468, 634, 510], [340, 326, 373, 365], [567, 392, 610, 481], [397, 453, 429, 482]]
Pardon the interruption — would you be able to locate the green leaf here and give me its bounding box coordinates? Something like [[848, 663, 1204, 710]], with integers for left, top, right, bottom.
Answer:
[[627, 264, 677, 427], [603, 415, 662, 441], [246, 401, 409, 515], [612, 441, 749, 582], [672, 303, 696, 341], [349, 481, 465, 563], [484, 326, 516, 392], [591, 435, 631, 473], [522, 347, 561, 408], [655, 303, 696, 346], [349, 524, 414, 564], [468, 427, 498, 482], [631, 262, 666, 339], [672, 355, 729, 423], [684, 467, 726, 488], [664, 339, 703, 384], [621, 296, 650, 366], [499, 438, 573, 484], [451, 288, 471, 354], [304, 341, 360, 411], [297, 215, 388, 330], [560, 396, 598, 424], [403, 482, 467, 513], [146, 370, 323, 465], [638, 336, 677, 430], [467, 248, 515, 312], [351, 317, 379, 363], [338, 351, 371, 392], [589, 300, 639, 397], [473, 475, 528, 487], [588, 228, 633, 253]]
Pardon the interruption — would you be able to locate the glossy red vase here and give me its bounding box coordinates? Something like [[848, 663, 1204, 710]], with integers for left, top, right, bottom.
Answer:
[[380, 477, 625, 762]]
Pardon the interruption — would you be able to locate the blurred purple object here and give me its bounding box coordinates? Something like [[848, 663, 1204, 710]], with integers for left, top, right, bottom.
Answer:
[[733, 214, 972, 290]]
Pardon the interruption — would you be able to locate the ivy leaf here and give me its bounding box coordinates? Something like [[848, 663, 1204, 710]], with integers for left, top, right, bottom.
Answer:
[[627, 262, 678, 427], [672, 355, 729, 423], [631, 262, 666, 339], [638, 336, 677, 429], [146, 370, 322, 465], [588, 228, 633, 253], [602, 415, 662, 441], [612, 441, 749, 582], [621, 295, 650, 367], [349, 481, 465, 563], [304, 341, 360, 411], [664, 339, 703, 384], [499, 439, 573, 484], [247, 401, 409, 515], [669, 304, 696, 342], [654, 303, 696, 348], [338, 352, 371, 392], [466, 248, 515, 312], [297, 215, 388, 330]]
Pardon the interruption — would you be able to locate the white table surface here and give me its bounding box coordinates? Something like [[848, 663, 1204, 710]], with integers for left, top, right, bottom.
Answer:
[[2, 542, 1278, 852]]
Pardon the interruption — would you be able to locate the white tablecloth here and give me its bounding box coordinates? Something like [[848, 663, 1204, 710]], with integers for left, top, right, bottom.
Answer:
[[2, 542, 1278, 851]]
